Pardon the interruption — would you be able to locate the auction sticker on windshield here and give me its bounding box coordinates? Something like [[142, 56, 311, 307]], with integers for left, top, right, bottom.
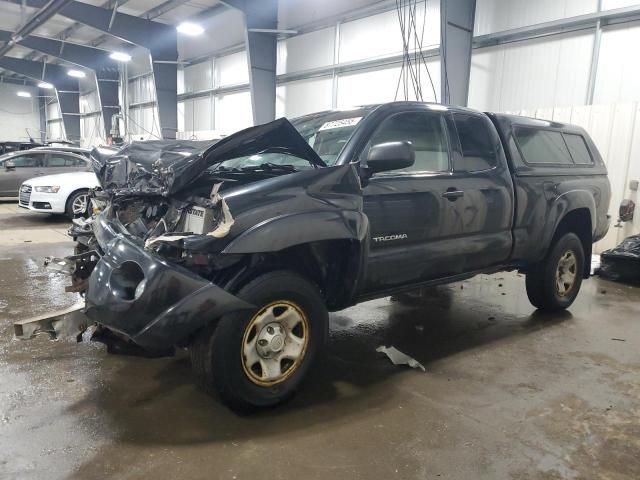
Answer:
[[318, 117, 362, 131]]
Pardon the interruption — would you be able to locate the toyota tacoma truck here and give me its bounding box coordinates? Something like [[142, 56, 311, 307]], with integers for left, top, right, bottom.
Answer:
[[14, 102, 611, 412]]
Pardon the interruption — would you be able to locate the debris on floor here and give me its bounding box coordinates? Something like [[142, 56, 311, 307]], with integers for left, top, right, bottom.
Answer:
[[591, 254, 601, 275], [376, 346, 426, 372], [597, 235, 640, 283]]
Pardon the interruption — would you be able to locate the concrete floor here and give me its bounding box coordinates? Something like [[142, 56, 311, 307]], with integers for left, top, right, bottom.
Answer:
[[1, 201, 639, 480]]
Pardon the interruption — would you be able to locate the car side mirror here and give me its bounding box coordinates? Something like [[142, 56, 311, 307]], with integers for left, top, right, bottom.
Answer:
[[364, 141, 415, 175], [5, 160, 15, 171]]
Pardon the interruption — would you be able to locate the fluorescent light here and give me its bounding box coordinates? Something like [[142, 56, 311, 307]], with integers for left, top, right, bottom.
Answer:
[[176, 22, 204, 36], [17, 91, 31, 98], [109, 51, 131, 62], [67, 69, 86, 78], [38, 82, 54, 89]]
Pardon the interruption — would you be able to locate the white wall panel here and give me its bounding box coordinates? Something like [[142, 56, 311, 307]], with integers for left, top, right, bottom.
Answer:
[[216, 51, 249, 87], [601, 0, 640, 9], [183, 95, 213, 132], [128, 74, 156, 104], [593, 22, 640, 104], [276, 77, 333, 118], [277, 27, 335, 75], [129, 106, 161, 140], [80, 114, 105, 148], [47, 100, 61, 120], [47, 120, 64, 140], [0, 84, 40, 141], [339, 1, 439, 64], [214, 91, 252, 134], [337, 60, 441, 108], [183, 60, 213, 93], [474, 0, 597, 35], [468, 32, 594, 111]]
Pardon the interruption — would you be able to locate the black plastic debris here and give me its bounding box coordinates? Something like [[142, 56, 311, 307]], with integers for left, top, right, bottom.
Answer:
[[598, 234, 640, 283]]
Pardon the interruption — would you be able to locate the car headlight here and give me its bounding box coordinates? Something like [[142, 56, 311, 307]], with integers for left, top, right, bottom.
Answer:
[[34, 186, 60, 193]]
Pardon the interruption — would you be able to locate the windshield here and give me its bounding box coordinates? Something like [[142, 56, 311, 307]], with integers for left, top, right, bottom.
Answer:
[[210, 108, 374, 172]]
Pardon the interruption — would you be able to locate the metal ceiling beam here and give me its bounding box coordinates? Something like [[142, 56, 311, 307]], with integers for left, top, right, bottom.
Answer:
[[5, 0, 178, 138], [440, 0, 476, 106], [0, 0, 74, 57], [0, 29, 119, 136], [0, 56, 80, 142]]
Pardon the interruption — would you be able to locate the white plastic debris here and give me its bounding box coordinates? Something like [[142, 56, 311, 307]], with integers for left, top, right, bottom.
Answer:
[[376, 346, 426, 372], [208, 182, 235, 238], [591, 254, 601, 275]]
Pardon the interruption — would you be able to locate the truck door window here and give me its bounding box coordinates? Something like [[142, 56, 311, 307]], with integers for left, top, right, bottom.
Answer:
[[363, 111, 449, 173], [453, 114, 498, 172], [563, 133, 594, 165], [514, 128, 573, 165]]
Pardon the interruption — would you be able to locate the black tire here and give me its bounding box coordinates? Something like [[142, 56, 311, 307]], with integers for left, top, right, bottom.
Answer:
[[525, 232, 585, 311], [66, 190, 90, 219], [190, 270, 329, 412]]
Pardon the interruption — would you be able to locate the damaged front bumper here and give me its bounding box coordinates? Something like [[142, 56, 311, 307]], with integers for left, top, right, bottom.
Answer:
[[81, 211, 254, 350]]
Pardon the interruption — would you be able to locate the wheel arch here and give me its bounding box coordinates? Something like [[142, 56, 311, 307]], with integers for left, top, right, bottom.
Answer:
[[548, 207, 593, 278]]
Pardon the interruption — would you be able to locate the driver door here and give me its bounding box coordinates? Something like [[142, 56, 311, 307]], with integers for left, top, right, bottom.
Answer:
[[361, 109, 463, 293]]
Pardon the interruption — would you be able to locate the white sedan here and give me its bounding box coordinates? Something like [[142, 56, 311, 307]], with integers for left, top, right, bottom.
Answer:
[[18, 171, 100, 219]]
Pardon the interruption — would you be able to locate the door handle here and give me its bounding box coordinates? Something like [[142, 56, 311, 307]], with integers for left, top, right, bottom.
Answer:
[[442, 188, 464, 201]]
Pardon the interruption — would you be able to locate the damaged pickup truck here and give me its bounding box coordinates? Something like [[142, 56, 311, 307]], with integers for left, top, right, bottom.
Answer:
[[15, 102, 611, 411]]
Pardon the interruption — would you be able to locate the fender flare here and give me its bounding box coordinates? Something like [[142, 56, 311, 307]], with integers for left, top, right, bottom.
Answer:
[[541, 189, 596, 252]]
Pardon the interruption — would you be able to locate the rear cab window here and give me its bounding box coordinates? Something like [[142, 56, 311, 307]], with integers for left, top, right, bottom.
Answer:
[[452, 113, 499, 172], [563, 133, 594, 165]]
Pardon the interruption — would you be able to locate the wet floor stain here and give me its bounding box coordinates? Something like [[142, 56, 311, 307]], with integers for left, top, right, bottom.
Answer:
[[0, 238, 639, 480]]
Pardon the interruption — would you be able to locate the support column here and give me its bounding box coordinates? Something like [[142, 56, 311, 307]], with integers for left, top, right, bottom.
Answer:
[[440, 0, 477, 106]]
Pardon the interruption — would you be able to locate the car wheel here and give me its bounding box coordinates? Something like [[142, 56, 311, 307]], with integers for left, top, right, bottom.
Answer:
[[66, 190, 89, 219], [190, 270, 328, 412], [525, 232, 585, 311]]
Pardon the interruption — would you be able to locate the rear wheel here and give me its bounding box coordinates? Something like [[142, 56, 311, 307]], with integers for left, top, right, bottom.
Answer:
[[190, 270, 328, 412], [525, 232, 585, 311], [66, 190, 89, 219]]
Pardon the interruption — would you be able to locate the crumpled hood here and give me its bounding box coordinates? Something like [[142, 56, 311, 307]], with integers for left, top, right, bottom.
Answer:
[[90, 118, 326, 196]]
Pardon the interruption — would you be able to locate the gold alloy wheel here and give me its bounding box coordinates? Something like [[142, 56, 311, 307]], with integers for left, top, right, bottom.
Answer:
[[556, 250, 577, 297], [241, 300, 310, 386]]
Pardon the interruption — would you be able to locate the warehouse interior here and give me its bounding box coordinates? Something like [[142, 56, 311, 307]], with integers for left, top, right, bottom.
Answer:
[[1, 0, 639, 479]]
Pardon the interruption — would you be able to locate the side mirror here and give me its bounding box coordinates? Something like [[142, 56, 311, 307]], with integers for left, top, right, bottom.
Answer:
[[365, 141, 415, 175], [5, 160, 16, 171]]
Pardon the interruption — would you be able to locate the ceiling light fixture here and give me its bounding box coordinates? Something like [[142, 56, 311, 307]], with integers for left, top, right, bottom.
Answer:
[[67, 69, 86, 78], [38, 82, 54, 89], [17, 91, 32, 98], [176, 22, 204, 36], [109, 51, 132, 62]]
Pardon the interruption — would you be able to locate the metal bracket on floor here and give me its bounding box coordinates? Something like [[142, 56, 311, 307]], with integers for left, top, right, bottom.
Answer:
[[13, 302, 89, 341]]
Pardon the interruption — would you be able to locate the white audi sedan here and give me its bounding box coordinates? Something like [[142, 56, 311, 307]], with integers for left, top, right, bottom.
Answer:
[[18, 171, 100, 219]]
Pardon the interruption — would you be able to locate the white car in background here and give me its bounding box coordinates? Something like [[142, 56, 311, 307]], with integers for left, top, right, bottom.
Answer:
[[18, 171, 100, 219]]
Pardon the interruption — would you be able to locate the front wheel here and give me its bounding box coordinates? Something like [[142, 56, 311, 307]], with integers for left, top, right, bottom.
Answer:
[[66, 190, 90, 219], [525, 232, 585, 311], [190, 271, 328, 412]]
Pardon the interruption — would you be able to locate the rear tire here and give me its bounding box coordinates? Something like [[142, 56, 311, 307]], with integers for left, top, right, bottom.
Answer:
[[190, 270, 328, 412], [525, 232, 585, 311], [66, 190, 90, 219]]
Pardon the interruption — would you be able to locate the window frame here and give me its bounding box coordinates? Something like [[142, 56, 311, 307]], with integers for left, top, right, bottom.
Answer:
[[8, 152, 45, 168], [513, 125, 580, 168], [562, 132, 594, 166], [451, 112, 500, 174], [45, 152, 88, 168], [360, 109, 453, 177]]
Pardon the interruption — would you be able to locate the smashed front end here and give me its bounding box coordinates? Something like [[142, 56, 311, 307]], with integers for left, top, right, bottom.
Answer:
[[15, 118, 364, 352]]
